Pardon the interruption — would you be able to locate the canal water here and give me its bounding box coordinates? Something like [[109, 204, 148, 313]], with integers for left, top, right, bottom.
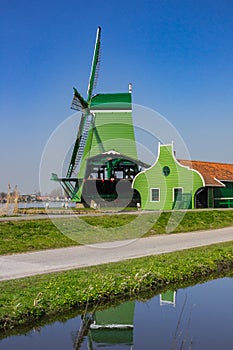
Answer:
[[1, 276, 233, 349]]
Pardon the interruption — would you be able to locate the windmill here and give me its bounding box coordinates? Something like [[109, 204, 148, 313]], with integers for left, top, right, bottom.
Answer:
[[52, 27, 147, 206]]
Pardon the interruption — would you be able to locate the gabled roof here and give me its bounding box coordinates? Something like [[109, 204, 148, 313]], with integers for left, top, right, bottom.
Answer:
[[179, 159, 233, 187], [87, 150, 149, 168]]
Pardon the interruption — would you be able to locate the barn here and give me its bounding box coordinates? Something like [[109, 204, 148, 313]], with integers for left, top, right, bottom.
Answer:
[[180, 159, 233, 209]]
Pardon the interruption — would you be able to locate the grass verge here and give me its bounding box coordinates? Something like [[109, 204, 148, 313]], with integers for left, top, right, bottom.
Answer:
[[1, 210, 233, 254], [0, 219, 77, 254], [1, 241, 233, 331]]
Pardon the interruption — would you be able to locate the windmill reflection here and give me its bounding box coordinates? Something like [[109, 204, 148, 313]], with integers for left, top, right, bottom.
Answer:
[[73, 301, 135, 349], [89, 301, 135, 349], [73, 291, 176, 349]]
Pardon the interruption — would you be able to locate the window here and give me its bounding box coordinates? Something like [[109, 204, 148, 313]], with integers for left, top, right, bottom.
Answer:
[[151, 188, 160, 202], [162, 166, 170, 176], [173, 188, 183, 202]]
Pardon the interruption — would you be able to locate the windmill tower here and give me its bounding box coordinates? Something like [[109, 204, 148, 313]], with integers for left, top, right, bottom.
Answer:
[[52, 27, 146, 206]]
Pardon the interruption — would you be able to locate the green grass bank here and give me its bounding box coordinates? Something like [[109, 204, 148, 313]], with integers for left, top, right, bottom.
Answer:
[[1, 209, 233, 332], [1, 209, 233, 254], [1, 241, 233, 331]]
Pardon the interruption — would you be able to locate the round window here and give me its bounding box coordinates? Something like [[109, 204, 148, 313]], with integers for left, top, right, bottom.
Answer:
[[162, 166, 170, 176]]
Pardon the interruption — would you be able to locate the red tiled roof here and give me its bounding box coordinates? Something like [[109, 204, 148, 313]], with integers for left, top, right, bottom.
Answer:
[[179, 160, 233, 187]]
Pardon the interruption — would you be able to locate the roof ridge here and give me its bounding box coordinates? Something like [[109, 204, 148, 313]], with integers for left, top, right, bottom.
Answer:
[[179, 159, 233, 166]]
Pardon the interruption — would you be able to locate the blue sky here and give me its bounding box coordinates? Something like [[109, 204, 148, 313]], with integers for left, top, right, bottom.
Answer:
[[1, 0, 232, 194]]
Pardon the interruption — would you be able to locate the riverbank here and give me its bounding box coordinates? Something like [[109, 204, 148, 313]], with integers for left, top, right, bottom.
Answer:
[[1, 209, 233, 332], [1, 240, 233, 331]]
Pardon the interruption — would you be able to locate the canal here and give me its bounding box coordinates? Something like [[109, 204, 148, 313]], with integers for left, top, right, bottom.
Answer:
[[1, 276, 233, 349]]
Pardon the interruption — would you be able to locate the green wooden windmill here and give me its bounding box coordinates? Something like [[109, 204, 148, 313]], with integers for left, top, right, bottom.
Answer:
[[52, 27, 145, 206]]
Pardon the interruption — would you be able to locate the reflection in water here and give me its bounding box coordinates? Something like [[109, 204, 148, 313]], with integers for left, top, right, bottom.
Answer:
[[72, 313, 94, 349], [89, 301, 135, 349], [1, 277, 233, 349], [72, 302, 135, 349], [72, 292, 176, 349], [160, 290, 176, 307]]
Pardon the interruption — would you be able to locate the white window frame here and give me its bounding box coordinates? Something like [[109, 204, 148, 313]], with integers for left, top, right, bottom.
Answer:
[[150, 188, 160, 202], [173, 187, 183, 202]]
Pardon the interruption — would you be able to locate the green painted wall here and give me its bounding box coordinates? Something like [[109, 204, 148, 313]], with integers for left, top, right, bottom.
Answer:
[[214, 182, 233, 198], [213, 181, 233, 208], [77, 94, 137, 179], [72, 93, 137, 202], [90, 93, 131, 109], [208, 187, 214, 208], [89, 114, 137, 158], [132, 144, 204, 210]]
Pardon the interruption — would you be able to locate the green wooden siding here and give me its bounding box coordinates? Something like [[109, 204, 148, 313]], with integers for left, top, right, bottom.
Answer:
[[208, 187, 214, 208], [214, 182, 233, 198], [72, 93, 137, 201], [90, 118, 137, 158], [90, 93, 131, 110], [132, 144, 204, 210], [213, 181, 233, 208]]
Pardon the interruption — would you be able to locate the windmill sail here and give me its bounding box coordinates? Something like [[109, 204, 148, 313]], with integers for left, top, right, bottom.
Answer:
[[87, 26, 101, 103], [71, 88, 88, 111], [66, 27, 101, 179], [69, 113, 94, 176], [66, 112, 93, 178]]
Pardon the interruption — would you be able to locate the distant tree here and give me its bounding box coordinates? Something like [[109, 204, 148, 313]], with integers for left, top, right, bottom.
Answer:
[[0, 192, 7, 199], [35, 190, 41, 197], [50, 187, 64, 199]]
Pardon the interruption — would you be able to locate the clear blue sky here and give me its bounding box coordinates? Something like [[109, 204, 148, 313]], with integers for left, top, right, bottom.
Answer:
[[1, 0, 232, 194]]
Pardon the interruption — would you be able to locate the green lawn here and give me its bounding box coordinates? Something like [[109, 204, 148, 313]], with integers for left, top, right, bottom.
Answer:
[[1, 210, 233, 254], [0, 219, 77, 254]]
